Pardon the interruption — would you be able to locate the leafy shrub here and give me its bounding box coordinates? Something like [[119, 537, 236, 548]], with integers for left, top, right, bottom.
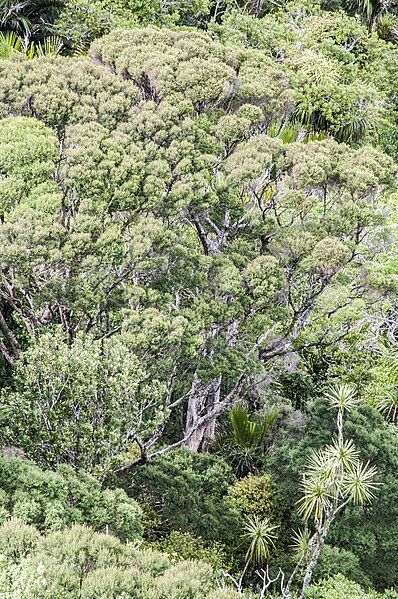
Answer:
[[0, 457, 142, 540], [228, 473, 278, 523], [0, 518, 40, 560], [313, 546, 372, 588], [0, 520, 240, 598], [127, 449, 244, 561], [152, 531, 230, 571], [306, 574, 398, 598]]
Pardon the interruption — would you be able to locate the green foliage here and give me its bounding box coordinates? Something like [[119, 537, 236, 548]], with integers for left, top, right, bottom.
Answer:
[[152, 531, 230, 571], [0, 5, 397, 596], [0, 520, 241, 598], [0, 31, 64, 58], [0, 23, 394, 467], [242, 515, 278, 563], [0, 116, 58, 214], [306, 574, 398, 598], [313, 546, 372, 587], [0, 457, 142, 540], [0, 329, 162, 470], [128, 449, 243, 560], [365, 346, 398, 423], [216, 406, 278, 476], [54, 0, 213, 49], [0, 0, 63, 42], [228, 473, 278, 524], [266, 401, 398, 589]]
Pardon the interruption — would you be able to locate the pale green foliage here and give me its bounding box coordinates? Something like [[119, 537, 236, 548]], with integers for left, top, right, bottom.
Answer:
[[298, 436, 378, 520], [365, 347, 398, 423], [0, 26, 395, 474], [90, 27, 292, 114], [291, 385, 380, 597], [0, 329, 163, 470], [0, 59, 139, 133], [291, 528, 310, 558], [0, 519, 40, 560], [228, 473, 278, 523], [0, 520, 240, 598], [152, 531, 230, 571], [306, 574, 398, 598], [0, 116, 58, 213]]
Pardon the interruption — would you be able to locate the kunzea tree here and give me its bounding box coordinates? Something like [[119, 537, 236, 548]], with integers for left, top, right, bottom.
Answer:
[[0, 28, 394, 471]]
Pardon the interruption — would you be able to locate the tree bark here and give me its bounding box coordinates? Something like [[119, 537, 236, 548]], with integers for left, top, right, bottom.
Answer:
[[0, 308, 21, 365], [183, 373, 222, 452]]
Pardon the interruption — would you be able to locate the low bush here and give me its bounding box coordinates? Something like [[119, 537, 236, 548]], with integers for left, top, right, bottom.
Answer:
[[0, 457, 142, 540]]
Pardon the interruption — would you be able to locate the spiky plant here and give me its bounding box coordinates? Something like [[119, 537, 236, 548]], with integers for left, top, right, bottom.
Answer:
[[0, 0, 63, 42], [350, 0, 387, 30], [0, 29, 62, 58], [289, 383, 379, 599], [0, 30, 23, 57], [237, 515, 279, 589], [243, 515, 278, 564], [376, 391, 398, 424], [377, 13, 398, 42], [215, 404, 278, 476]]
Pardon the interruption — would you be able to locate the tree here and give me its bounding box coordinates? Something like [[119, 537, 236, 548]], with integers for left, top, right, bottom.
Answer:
[[248, 385, 379, 598], [0, 28, 395, 470], [267, 385, 377, 597], [263, 395, 398, 591]]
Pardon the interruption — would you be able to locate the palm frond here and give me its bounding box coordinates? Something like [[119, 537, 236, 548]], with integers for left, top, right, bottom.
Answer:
[[297, 475, 332, 521], [325, 439, 360, 471], [34, 34, 63, 57], [0, 30, 23, 57], [376, 391, 398, 424], [290, 528, 310, 558]]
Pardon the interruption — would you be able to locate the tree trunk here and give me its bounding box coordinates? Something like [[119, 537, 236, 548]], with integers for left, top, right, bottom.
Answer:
[[299, 529, 326, 599], [183, 374, 222, 452]]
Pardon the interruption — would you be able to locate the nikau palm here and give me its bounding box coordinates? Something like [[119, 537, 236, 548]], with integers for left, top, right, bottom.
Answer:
[[215, 404, 278, 476]]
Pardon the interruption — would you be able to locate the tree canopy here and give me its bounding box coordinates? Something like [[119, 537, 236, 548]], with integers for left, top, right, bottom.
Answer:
[[0, 0, 397, 596]]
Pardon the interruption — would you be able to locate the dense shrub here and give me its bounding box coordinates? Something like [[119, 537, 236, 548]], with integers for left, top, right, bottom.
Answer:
[[152, 530, 230, 571], [0, 520, 240, 599], [127, 449, 243, 559], [0, 457, 142, 540], [228, 473, 278, 523], [306, 574, 398, 599]]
